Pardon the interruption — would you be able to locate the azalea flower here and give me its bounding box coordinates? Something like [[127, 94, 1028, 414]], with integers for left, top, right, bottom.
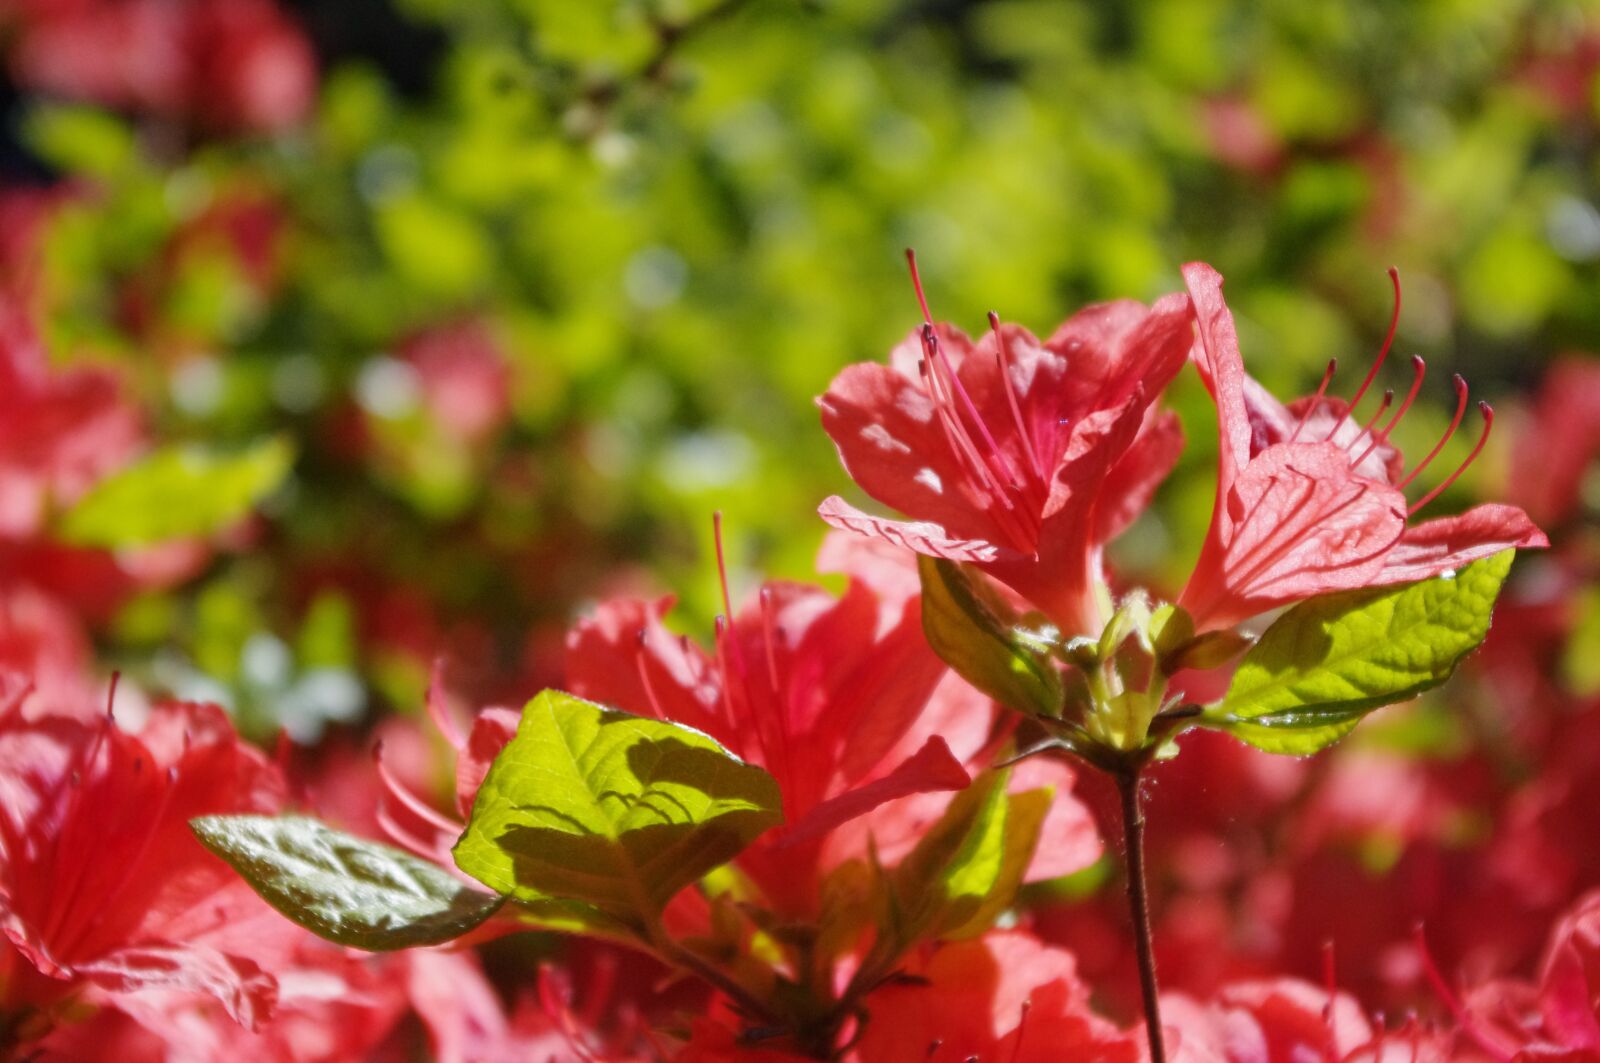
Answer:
[[1162, 977, 1454, 1062], [1178, 263, 1548, 631], [560, 523, 1104, 919], [0, 678, 292, 1047], [6, 0, 316, 134], [818, 252, 1193, 635], [1506, 356, 1600, 530]]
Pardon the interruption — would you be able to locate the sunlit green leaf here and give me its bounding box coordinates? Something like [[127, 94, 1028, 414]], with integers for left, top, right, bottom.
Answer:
[[452, 690, 782, 934], [919, 556, 1062, 718], [190, 815, 502, 951], [58, 437, 294, 548], [1203, 551, 1515, 755], [877, 769, 1039, 954]]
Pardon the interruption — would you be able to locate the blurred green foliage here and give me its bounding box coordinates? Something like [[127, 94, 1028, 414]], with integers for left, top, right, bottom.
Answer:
[[10, 0, 1599, 730]]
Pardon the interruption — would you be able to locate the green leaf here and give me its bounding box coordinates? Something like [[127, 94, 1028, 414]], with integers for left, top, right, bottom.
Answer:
[[1204, 551, 1515, 755], [944, 785, 1049, 938], [58, 437, 294, 548], [190, 815, 502, 951], [919, 556, 1063, 718], [452, 690, 782, 934], [877, 769, 1036, 952]]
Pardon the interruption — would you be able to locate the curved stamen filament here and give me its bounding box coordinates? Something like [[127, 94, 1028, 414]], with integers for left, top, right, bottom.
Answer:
[[758, 587, 796, 802], [926, 322, 1026, 489], [1341, 389, 1394, 458], [632, 632, 668, 719], [758, 587, 783, 696], [1009, 1000, 1033, 1063], [1408, 403, 1493, 516], [920, 354, 1037, 550], [905, 248, 935, 326], [1396, 375, 1468, 489], [1413, 925, 1516, 1063], [712, 512, 752, 684], [1329, 267, 1402, 437], [1287, 359, 1338, 444], [906, 252, 1032, 529], [1353, 356, 1426, 469], [920, 357, 1002, 505], [375, 743, 461, 835], [989, 311, 1045, 484]]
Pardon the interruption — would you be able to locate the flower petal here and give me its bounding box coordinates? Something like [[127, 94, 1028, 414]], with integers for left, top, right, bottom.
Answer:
[[1181, 442, 1406, 628], [817, 496, 1004, 564], [773, 736, 969, 849], [819, 342, 1003, 544], [1372, 504, 1549, 586], [79, 942, 278, 1031]]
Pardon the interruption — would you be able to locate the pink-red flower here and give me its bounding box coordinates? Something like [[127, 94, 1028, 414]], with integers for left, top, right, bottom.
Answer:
[[0, 681, 291, 1043], [818, 255, 1193, 635], [1178, 263, 1547, 631], [6, 0, 315, 134], [854, 931, 1138, 1062], [563, 529, 1099, 920]]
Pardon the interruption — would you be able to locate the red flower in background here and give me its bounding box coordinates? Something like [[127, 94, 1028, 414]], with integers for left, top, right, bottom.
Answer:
[[1163, 978, 1454, 1062], [1507, 356, 1600, 531], [5, 0, 316, 134], [1178, 263, 1546, 631], [1437, 890, 1600, 1060], [402, 321, 514, 449], [854, 931, 1138, 1063], [0, 304, 140, 541], [819, 253, 1192, 635]]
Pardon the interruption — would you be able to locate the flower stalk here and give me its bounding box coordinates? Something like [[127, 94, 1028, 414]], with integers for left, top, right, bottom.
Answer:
[[1115, 762, 1166, 1063]]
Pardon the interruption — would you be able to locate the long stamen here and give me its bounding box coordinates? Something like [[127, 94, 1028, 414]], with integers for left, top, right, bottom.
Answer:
[[1353, 356, 1426, 468], [1341, 389, 1394, 456], [906, 251, 1026, 493], [1408, 403, 1493, 516], [1397, 375, 1469, 489], [905, 248, 935, 325], [757, 587, 795, 796], [1009, 1000, 1033, 1063], [758, 588, 782, 695], [1321, 941, 1338, 1063], [926, 323, 1025, 489], [1287, 359, 1339, 444], [712, 616, 758, 751], [632, 631, 668, 719], [920, 356, 1036, 550], [42, 677, 123, 946], [1412, 925, 1516, 1063], [920, 355, 999, 505], [424, 657, 465, 752], [989, 311, 1045, 484], [375, 742, 461, 835], [1329, 267, 1402, 437]]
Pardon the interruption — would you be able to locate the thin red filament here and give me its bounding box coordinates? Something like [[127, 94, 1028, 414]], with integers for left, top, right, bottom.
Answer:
[[989, 311, 1045, 484], [632, 632, 668, 719], [1329, 267, 1402, 438], [1408, 403, 1493, 516], [1342, 388, 1395, 457], [1396, 375, 1469, 490], [1008, 1000, 1033, 1063], [1412, 924, 1515, 1062], [1353, 355, 1426, 468], [1287, 359, 1339, 444]]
